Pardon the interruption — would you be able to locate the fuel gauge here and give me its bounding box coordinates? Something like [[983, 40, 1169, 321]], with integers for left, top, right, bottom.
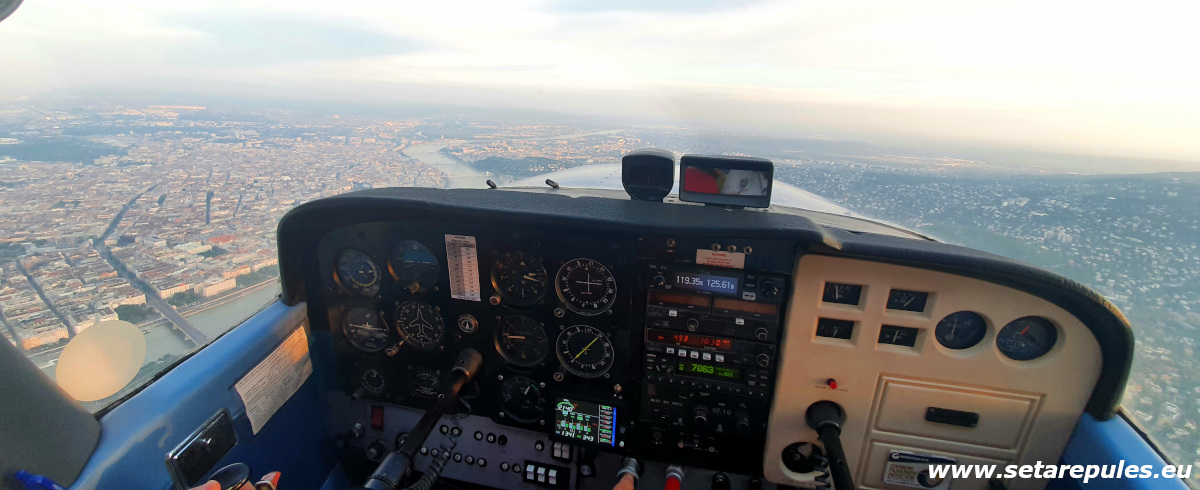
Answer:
[[878, 325, 919, 347]]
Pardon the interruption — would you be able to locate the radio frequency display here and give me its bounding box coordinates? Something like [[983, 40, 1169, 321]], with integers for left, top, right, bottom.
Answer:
[[672, 271, 739, 295]]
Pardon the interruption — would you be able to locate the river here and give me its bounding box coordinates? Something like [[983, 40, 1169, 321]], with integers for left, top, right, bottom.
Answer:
[[402, 143, 486, 188], [136, 283, 281, 366], [402, 129, 622, 188]]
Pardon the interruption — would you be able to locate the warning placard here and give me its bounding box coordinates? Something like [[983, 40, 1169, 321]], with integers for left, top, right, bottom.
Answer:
[[696, 249, 746, 269], [883, 451, 955, 489], [235, 323, 313, 434]]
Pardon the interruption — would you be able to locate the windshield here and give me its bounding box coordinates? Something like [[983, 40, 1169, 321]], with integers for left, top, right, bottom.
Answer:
[[1, 0, 1197, 479]]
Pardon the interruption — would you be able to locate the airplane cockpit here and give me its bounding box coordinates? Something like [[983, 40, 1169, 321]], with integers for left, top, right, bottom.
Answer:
[[0, 151, 1181, 490]]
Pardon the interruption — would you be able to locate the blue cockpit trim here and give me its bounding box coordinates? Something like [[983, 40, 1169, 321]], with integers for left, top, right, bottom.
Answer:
[[1050, 412, 1189, 489], [72, 301, 336, 489]]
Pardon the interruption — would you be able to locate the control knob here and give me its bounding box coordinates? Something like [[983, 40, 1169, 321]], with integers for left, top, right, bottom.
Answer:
[[735, 412, 751, 431], [652, 275, 667, 287], [756, 353, 770, 368], [693, 405, 710, 428], [366, 440, 388, 462], [687, 318, 700, 332], [760, 280, 779, 299], [754, 327, 769, 341]]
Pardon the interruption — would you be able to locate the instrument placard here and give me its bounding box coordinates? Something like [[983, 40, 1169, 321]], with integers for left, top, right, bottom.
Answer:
[[444, 234, 481, 301]]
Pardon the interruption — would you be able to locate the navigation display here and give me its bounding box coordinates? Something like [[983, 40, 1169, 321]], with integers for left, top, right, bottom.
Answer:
[[672, 271, 739, 295], [676, 361, 742, 381], [553, 398, 617, 447]]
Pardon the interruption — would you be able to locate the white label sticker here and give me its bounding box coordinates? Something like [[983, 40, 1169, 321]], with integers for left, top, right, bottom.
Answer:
[[883, 451, 955, 489], [696, 249, 746, 269], [235, 323, 313, 435], [444, 234, 481, 301]]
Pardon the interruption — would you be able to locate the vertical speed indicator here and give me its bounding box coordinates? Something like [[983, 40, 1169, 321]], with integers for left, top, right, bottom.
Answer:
[[555, 258, 617, 316]]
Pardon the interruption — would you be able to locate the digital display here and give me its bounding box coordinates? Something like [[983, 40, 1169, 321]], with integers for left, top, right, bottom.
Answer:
[[648, 329, 734, 351], [553, 398, 616, 447], [712, 297, 779, 316], [672, 271, 739, 295], [676, 361, 742, 381], [682, 167, 771, 197]]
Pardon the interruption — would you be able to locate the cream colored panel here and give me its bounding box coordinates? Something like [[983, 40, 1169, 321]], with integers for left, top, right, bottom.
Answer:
[[875, 378, 1039, 450], [763, 255, 1102, 490]]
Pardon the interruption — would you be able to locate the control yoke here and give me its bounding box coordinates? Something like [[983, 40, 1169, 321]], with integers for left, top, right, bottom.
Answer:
[[359, 348, 483, 490]]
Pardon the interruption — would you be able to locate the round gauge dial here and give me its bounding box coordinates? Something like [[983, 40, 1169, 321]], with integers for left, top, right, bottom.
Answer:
[[334, 249, 382, 297], [388, 240, 439, 293], [996, 316, 1058, 361], [500, 375, 546, 423], [343, 307, 389, 353], [491, 252, 548, 307], [393, 301, 445, 349], [934, 311, 988, 350], [409, 367, 442, 399], [361, 368, 386, 394], [555, 325, 615, 378], [495, 315, 549, 368], [555, 258, 618, 316]]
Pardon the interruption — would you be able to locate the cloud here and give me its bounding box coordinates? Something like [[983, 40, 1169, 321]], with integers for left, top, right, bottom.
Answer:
[[0, 0, 1198, 163]]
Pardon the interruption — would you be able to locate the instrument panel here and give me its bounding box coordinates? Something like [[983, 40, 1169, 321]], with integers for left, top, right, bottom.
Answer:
[[277, 187, 1129, 490], [313, 219, 798, 476]]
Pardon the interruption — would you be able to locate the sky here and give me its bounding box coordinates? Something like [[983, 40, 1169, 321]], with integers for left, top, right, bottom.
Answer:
[[2, 0, 1199, 165]]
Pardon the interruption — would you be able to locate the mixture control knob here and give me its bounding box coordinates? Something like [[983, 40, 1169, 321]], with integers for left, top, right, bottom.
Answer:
[[652, 275, 667, 287], [755, 327, 769, 341], [365, 440, 388, 462], [693, 405, 710, 428], [761, 280, 779, 299], [757, 353, 770, 368], [687, 318, 700, 331]]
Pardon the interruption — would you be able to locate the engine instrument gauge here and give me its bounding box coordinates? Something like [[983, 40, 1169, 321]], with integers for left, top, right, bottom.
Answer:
[[996, 316, 1057, 360], [555, 325, 615, 378], [361, 368, 386, 394], [491, 252, 548, 307], [499, 375, 546, 423], [934, 311, 988, 350], [393, 301, 445, 349], [410, 367, 442, 399], [334, 249, 382, 297], [495, 315, 549, 368], [343, 307, 389, 353], [555, 258, 617, 316], [388, 240, 439, 293]]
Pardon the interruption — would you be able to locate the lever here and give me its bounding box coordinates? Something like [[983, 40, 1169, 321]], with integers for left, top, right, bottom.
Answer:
[[806, 401, 853, 490], [611, 457, 641, 490], [361, 348, 483, 490]]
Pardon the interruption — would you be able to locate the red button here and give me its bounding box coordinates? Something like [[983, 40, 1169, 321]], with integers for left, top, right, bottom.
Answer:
[[826, 378, 838, 390], [371, 405, 385, 430]]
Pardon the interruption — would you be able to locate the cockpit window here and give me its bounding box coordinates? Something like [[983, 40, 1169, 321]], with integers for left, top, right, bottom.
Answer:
[[0, 1, 1196, 481]]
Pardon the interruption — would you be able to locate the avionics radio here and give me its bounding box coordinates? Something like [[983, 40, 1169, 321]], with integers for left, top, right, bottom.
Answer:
[[642, 262, 786, 398]]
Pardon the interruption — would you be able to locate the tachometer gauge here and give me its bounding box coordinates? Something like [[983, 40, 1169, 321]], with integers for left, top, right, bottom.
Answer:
[[996, 316, 1057, 361], [393, 301, 445, 349], [495, 315, 549, 368], [361, 368, 386, 394], [491, 252, 547, 307], [934, 311, 988, 350], [500, 375, 546, 423], [555, 325, 614, 378], [555, 258, 617, 316], [388, 240, 439, 293], [343, 307, 389, 353]]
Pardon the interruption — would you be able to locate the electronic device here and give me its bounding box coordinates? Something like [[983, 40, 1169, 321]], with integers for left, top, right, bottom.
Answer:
[[678, 155, 774, 208], [621, 148, 676, 202], [637, 261, 787, 473]]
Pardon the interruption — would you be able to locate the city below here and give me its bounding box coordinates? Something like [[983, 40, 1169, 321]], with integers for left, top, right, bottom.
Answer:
[[0, 100, 1197, 470]]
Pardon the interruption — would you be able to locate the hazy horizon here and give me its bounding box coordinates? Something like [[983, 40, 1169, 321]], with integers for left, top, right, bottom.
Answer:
[[3, 0, 1199, 167]]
